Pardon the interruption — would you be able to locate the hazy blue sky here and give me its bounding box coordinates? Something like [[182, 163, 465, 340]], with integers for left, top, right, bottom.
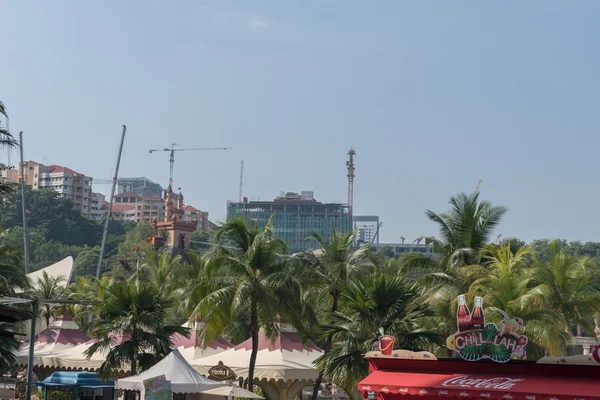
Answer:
[[2, 1, 599, 243]]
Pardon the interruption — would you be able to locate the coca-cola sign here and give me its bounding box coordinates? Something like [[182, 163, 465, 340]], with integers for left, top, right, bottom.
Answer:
[[447, 295, 528, 363], [442, 376, 524, 390]]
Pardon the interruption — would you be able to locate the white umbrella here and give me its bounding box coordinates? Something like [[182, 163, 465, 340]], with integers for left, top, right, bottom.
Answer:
[[202, 385, 264, 399]]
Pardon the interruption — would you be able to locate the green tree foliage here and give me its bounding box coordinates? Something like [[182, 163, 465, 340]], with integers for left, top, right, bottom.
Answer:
[[0, 323, 21, 373], [315, 271, 442, 397], [296, 229, 373, 400], [184, 217, 302, 392], [0, 187, 102, 246], [73, 245, 100, 277], [0, 241, 29, 296], [85, 280, 188, 378]]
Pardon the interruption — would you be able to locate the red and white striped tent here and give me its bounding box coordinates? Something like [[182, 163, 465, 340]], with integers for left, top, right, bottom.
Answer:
[[192, 321, 323, 400], [173, 319, 232, 363]]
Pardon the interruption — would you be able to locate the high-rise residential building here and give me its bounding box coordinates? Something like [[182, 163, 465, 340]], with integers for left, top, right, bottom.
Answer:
[[38, 165, 93, 215], [116, 177, 164, 198], [227, 191, 352, 253], [1, 161, 94, 215], [91, 192, 107, 221], [354, 215, 380, 245]]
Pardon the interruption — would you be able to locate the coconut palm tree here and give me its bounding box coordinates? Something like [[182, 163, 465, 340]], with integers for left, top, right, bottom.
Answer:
[[530, 240, 600, 337], [400, 192, 506, 300], [0, 323, 20, 373], [470, 243, 569, 358], [29, 271, 66, 326], [297, 229, 373, 400], [0, 242, 30, 296], [137, 250, 182, 290], [69, 275, 113, 332], [188, 217, 303, 392], [85, 280, 188, 379], [315, 272, 442, 398]]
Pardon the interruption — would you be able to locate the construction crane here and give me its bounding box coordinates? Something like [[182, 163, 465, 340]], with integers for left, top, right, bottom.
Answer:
[[149, 143, 231, 185], [239, 160, 244, 202], [475, 179, 483, 194]]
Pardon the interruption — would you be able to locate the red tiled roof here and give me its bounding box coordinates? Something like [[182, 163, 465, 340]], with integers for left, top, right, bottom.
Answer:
[[47, 164, 81, 175], [183, 205, 200, 212], [114, 192, 140, 198], [110, 204, 136, 212]]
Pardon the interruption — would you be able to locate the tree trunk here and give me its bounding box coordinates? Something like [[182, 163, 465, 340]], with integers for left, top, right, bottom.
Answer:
[[310, 291, 339, 400], [577, 324, 582, 337], [248, 299, 259, 393]]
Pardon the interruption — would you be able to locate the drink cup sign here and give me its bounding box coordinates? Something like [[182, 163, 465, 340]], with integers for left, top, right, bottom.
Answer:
[[447, 295, 528, 363], [378, 327, 395, 356]]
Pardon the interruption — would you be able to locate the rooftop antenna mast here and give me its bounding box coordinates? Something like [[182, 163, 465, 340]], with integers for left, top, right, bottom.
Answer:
[[97, 125, 126, 278], [239, 160, 244, 202], [346, 148, 356, 216]]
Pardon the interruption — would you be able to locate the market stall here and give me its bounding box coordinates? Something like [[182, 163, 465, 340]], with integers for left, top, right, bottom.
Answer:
[[116, 348, 226, 399], [33, 371, 114, 400], [192, 320, 323, 400], [358, 296, 600, 400]]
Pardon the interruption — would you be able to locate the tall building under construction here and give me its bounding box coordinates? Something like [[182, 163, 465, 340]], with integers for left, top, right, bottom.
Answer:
[[226, 191, 352, 253]]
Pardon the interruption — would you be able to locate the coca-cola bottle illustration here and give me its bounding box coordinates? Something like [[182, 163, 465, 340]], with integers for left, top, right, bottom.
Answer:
[[470, 296, 485, 330], [456, 294, 472, 332]]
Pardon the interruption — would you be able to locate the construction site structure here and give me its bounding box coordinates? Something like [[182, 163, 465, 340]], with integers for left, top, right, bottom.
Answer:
[[346, 148, 356, 216], [92, 176, 164, 198], [227, 191, 352, 253], [149, 143, 231, 185]]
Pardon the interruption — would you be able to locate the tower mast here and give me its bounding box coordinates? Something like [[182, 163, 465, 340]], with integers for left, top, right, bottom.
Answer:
[[239, 160, 244, 202], [346, 148, 356, 216]]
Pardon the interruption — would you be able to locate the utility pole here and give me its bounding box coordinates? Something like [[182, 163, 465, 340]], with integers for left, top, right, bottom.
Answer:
[[24, 300, 38, 400], [19, 131, 30, 274], [96, 125, 127, 278]]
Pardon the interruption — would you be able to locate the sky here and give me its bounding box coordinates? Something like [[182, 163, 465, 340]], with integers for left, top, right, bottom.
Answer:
[[1, 1, 600, 244]]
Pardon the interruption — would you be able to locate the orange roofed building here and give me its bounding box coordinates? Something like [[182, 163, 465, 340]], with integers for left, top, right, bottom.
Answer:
[[152, 185, 198, 249]]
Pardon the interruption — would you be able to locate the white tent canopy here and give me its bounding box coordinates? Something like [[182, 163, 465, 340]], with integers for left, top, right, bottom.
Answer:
[[117, 348, 225, 398]]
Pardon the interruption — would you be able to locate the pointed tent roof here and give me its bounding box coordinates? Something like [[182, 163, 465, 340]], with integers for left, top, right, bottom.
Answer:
[[116, 348, 224, 397], [191, 322, 323, 382], [16, 311, 90, 366], [172, 320, 232, 362]]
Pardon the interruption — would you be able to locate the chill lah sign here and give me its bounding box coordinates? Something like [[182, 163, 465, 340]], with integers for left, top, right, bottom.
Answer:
[[446, 295, 528, 363]]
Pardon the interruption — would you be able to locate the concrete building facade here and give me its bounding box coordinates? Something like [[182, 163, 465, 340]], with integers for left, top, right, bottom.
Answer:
[[1, 162, 94, 216], [354, 215, 380, 245]]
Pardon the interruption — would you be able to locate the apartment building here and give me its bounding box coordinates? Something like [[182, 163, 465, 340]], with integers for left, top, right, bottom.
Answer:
[[111, 192, 165, 224], [182, 205, 210, 230], [1, 161, 93, 216], [91, 192, 107, 221]]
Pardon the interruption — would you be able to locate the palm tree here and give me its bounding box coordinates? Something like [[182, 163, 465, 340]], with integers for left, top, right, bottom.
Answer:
[[531, 240, 600, 337], [470, 243, 569, 357], [137, 250, 182, 290], [29, 271, 66, 326], [400, 192, 506, 302], [0, 323, 21, 373], [188, 217, 303, 392], [69, 275, 113, 332], [297, 229, 373, 400], [0, 242, 30, 296], [85, 280, 188, 379], [315, 272, 442, 398]]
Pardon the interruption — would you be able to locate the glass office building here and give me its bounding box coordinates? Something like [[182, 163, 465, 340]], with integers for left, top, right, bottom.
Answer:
[[226, 191, 352, 253]]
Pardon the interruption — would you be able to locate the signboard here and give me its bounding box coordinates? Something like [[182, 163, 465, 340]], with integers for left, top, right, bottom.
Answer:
[[447, 295, 528, 363], [143, 375, 172, 400], [208, 361, 236, 381]]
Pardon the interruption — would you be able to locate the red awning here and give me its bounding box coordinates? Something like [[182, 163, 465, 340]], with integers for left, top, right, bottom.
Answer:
[[358, 371, 599, 400]]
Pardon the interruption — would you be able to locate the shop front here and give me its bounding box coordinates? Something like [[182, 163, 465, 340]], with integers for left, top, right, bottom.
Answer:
[[358, 296, 600, 400]]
